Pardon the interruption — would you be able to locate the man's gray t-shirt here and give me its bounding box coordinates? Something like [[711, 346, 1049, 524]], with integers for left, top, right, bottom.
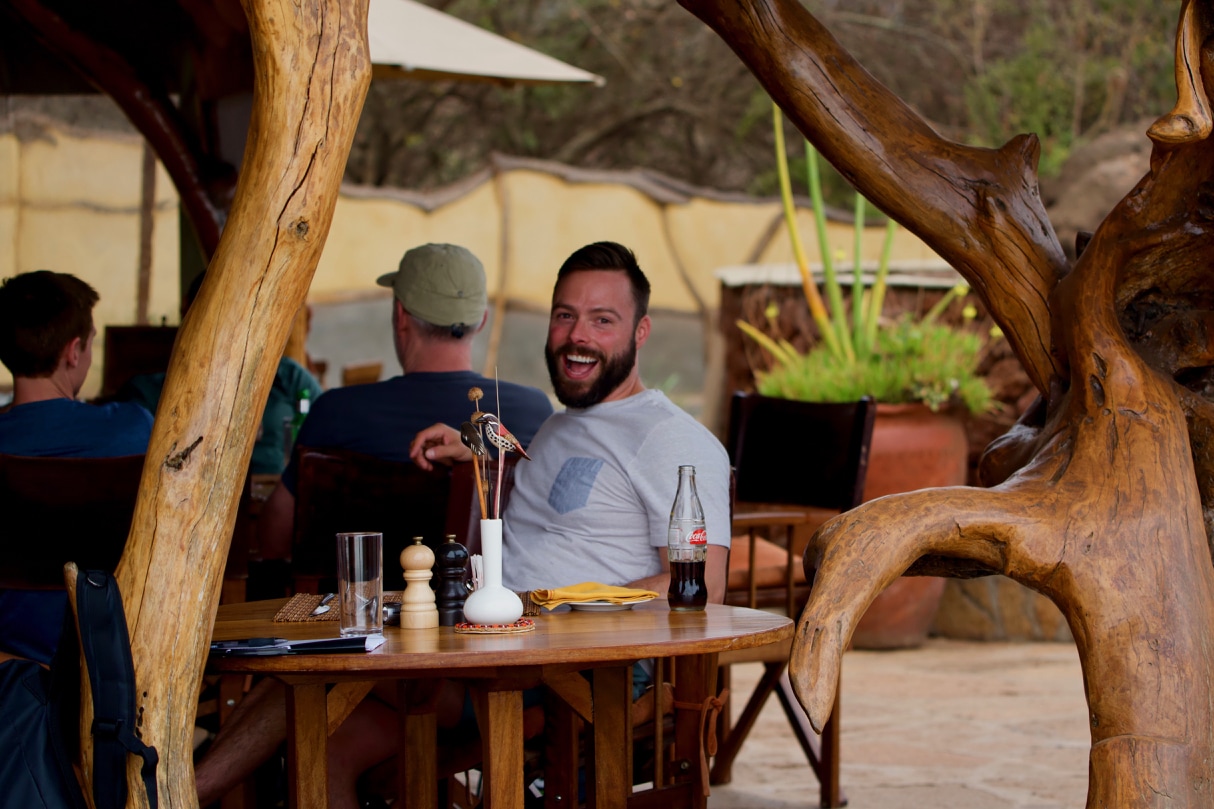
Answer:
[[501, 389, 730, 592]]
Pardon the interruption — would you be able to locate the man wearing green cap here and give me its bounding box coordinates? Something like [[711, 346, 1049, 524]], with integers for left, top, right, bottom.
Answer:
[[197, 244, 552, 808], [257, 243, 553, 561]]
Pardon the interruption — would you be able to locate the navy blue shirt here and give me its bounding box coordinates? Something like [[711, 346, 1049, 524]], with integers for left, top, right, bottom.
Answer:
[[0, 398, 152, 458], [281, 371, 553, 495], [0, 397, 152, 664]]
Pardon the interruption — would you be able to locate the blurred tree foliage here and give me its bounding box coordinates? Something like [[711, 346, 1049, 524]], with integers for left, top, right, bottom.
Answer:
[[344, 0, 1180, 199]]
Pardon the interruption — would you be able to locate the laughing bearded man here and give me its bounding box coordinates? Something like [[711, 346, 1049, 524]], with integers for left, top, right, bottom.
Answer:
[[412, 240, 731, 604]]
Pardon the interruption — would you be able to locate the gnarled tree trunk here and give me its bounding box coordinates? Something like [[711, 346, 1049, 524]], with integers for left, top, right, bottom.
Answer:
[[81, 1, 371, 805], [680, 0, 1214, 805]]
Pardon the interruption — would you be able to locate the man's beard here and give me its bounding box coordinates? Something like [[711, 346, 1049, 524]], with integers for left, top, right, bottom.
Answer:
[[545, 337, 637, 408]]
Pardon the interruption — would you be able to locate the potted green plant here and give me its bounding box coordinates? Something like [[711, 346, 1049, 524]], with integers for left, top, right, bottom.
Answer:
[[737, 104, 997, 647], [739, 104, 993, 420]]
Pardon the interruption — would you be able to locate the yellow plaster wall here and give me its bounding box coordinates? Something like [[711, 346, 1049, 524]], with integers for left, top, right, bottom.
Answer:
[[6, 118, 949, 396], [501, 171, 676, 308], [313, 182, 503, 299], [22, 131, 145, 209], [318, 168, 947, 316], [0, 131, 17, 286], [2, 122, 181, 396]]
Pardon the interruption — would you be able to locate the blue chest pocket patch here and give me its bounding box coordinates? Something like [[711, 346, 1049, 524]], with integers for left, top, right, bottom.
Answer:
[[548, 457, 604, 514]]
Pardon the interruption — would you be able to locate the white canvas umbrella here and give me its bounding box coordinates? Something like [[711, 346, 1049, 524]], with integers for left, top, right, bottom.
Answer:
[[369, 0, 604, 86]]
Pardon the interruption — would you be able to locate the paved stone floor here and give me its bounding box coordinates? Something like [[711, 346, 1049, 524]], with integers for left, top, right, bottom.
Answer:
[[708, 639, 1090, 809]]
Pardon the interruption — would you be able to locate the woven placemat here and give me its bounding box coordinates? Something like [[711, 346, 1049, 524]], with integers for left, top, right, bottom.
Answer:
[[454, 618, 536, 635], [518, 591, 540, 617], [274, 591, 402, 623]]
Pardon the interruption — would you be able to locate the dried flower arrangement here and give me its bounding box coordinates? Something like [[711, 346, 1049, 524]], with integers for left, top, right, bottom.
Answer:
[[460, 383, 530, 521]]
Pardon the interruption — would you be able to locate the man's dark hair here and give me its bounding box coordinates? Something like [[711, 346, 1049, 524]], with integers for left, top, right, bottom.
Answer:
[[555, 241, 651, 324], [0, 271, 99, 377]]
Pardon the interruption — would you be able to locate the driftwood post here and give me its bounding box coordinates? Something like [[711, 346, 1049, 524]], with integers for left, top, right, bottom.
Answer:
[[680, 0, 1214, 805], [71, 0, 371, 804]]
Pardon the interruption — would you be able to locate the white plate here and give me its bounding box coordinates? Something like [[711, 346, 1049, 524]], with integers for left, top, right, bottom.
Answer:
[[569, 597, 655, 612]]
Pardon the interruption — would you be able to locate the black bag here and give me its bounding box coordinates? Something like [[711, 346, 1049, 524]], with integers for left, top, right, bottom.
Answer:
[[0, 653, 85, 808], [0, 570, 158, 809]]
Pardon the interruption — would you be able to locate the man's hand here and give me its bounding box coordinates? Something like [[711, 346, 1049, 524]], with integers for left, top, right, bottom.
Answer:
[[409, 422, 472, 471]]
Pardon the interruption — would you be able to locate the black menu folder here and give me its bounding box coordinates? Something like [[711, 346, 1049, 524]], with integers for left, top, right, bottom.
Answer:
[[210, 634, 386, 656]]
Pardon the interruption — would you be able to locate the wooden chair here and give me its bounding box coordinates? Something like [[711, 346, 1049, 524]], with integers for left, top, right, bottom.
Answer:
[[290, 445, 453, 593], [0, 454, 265, 785], [713, 392, 876, 808], [0, 453, 145, 588], [222, 472, 281, 605], [340, 360, 382, 387], [0, 453, 241, 784], [99, 324, 178, 400], [307, 357, 329, 389]]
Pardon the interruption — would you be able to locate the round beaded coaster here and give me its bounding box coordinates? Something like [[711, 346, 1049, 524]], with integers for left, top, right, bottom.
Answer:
[[454, 618, 536, 635]]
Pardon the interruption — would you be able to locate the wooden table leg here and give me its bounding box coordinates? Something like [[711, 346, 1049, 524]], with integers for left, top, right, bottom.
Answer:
[[399, 680, 439, 809], [587, 666, 630, 809], [672, 654, 717, 809], [471, 685, 525, 809], [285, 682, 328, 809], [543, 689, 581, 809]]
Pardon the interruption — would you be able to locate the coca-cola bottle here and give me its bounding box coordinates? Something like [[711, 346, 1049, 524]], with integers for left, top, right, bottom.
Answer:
[[667, 465, 708, 611]]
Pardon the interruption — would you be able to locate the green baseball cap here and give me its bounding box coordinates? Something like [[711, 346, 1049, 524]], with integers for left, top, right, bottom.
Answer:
[[376, 243, 487, 329]]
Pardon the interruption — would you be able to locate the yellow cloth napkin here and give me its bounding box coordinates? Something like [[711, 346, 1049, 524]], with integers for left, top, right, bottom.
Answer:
[[530, 582, 659, 609]]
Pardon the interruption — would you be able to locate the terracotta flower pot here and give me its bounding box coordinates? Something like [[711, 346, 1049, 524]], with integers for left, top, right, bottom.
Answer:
[[849, 403, 965, 649], [862, 403, 969, 501]]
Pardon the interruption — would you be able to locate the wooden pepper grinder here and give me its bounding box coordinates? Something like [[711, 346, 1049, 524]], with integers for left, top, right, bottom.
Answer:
[[400, 536, 438, 629], [435, 534, 469, 627]]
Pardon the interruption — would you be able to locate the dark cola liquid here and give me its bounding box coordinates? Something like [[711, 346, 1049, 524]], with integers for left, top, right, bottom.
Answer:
[[668, 559, 707, 611]]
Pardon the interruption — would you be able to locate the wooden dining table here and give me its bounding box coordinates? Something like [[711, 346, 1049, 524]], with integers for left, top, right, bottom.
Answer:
[[208, 598, 793, 809]]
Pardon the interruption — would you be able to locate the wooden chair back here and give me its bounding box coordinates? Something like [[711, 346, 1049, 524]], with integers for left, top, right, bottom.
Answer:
[[291, 446, 452, 592], [340, 361, 382, 387], [714, 393, 876, 808], [725, 392, 876, 614], [0, 453, 146, 588], [729, 392, 875, 514], [100, 325, 178, 399]]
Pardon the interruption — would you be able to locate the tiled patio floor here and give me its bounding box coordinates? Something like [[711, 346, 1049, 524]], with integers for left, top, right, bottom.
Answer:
[[708, 639, 1090, 809]]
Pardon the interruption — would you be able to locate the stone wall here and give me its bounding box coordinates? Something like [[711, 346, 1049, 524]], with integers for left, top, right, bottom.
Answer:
[[934, 578, 1072, 642]]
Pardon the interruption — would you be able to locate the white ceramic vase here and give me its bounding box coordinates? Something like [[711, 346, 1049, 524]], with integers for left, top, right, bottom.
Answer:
[[461, 519, 523, 625]]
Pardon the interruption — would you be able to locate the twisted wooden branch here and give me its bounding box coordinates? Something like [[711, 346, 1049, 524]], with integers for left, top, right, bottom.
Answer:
[[679, 0, 1214, 804], [102, 1, 370, 804]]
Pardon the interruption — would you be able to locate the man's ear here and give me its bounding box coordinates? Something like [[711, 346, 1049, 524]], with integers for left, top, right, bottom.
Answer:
[[634, 314, 651, 350], [62, 336, 83, 369]]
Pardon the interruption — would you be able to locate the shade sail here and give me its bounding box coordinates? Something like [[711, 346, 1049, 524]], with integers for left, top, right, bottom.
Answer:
[[369, 0, 604, 87]]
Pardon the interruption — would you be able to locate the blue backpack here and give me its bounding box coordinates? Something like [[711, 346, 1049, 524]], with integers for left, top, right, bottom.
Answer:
[[0, 570, 158, 809]]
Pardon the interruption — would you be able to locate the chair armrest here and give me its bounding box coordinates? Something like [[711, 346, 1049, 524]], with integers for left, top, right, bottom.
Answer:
[[731, 509, 814, 531]]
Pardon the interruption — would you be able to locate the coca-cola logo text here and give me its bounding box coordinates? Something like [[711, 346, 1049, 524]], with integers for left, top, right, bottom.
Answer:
[[689, 528, 707, 545]]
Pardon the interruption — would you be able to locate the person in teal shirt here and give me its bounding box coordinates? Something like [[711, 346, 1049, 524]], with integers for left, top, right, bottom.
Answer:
[[119, 356, 320, 475], [116, 273, 323, 474]]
